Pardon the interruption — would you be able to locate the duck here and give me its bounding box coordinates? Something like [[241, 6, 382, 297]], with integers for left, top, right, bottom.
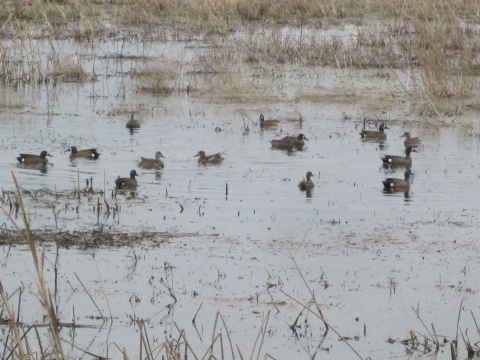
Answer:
[[195, 151, 224, 165], [139, 151, 165, 169], [115, 170, 139, 190], [381, 145, 417, 166], [270, 137, 294, 151], [16, 150, 52, 164], [66, 146, 100, 159], [125, 114, 141, 129], [259, 114, 279, 128], [298, 171, 314, 191], [382, 169, 414, 189], [360, 123, 389, 140], [400, 132, 421, 147], [276, 133, 308, 148]]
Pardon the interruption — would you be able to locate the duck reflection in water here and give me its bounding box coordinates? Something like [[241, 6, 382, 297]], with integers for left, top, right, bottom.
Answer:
[[383, 187, 411, 198], [16, 163, 48, 175]]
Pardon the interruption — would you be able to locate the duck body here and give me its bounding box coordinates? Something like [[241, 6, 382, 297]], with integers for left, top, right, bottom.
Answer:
[[195, 151, 224, 165], [360, 123, 388, 140], [139, 151, 165, 169], [270, 137, 294, 151], [382, 169, 414, 189], [67, 146, 100, 159], [400, 132, 421, 147], [298, 171, 315, 191], [381, 146, 417, 166], [282, 134, 308, 148], [259, 114, 279, 128], [115, 170, 139, 190], [125, 114, 141, 129], [16, 150, 52, 164]]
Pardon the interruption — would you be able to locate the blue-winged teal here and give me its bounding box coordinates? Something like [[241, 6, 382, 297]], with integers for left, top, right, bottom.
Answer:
[[298, 171, 314, 191], [270, 137, 294, 151], [290, 134, 308, 147], [381, 145, 417, 166], [275, 133, 308, 148], [259, 114, 279, 128], [16, 150, 52, 164], [125, 114, 141, 129], [400, 132, 421, 147], [360, 123, 389, 140], [66, 146, 100, 159], [195, 151, 224, 165], [382, 169, 414, 189], [139, 151, 165, 169], [115, 170, 139, 190]]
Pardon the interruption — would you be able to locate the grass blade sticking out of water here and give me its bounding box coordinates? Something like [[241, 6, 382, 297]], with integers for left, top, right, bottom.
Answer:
[[0, 283, 27, 359], [279, 250, 365, 360], [4, 172, 66, 359], [210, 311, 235, 359]]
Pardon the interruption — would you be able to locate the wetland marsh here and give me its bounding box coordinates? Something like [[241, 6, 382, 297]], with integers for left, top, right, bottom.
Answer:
[[2, 1, 480, 359]]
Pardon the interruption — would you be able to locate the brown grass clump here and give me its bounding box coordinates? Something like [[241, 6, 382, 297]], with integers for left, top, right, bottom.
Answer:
[[57, 63, 89, 83], [130, 61, 183, 95]]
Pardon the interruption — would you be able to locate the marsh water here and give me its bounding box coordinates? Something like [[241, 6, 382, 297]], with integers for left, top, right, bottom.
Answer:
[[1, 33, 480, 359]]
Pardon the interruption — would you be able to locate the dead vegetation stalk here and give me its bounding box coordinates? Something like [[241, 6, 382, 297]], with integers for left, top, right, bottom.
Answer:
[[2, 172, 66, 358]]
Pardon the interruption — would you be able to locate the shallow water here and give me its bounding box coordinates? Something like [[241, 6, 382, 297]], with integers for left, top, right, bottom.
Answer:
[[1, 33, 480, 359]]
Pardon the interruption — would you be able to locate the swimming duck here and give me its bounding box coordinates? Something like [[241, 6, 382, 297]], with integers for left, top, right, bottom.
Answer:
[[381, 146, 417, 166], [298, 171, 314, 191], [277, 133, 308, 148], [125, 114, 141, 129], [139, 151, 165, 169], [66, 146, 100, 159], [360, 123, 389, 140], [259, 114, 279, 128], [382, 169, 414, 189], [115, 170, 139, 190], [195, 151, 224, 165], [400, 132, 421, 147], [270, 137, 294, 151], [16, 150, 52, 164]]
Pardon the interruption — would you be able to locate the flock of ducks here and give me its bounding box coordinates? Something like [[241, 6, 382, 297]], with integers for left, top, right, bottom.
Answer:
[[260, 115, 314, 192], [15, 114, 314, 194], [14, 115, 421, 195], [361, 122, 421, 192]]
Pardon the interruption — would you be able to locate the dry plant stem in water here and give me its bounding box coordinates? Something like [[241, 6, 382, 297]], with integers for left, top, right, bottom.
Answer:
[[280, 253, 365, 360], [2, 172, 66, 359]]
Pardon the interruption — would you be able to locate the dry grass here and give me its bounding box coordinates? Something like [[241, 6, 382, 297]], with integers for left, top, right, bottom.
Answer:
[[1, 173, 65, 359], [1, 0, 478, 36], [0, 0, 480, 107], [56, 63, 90, 82], [130, 61, 183, 95]]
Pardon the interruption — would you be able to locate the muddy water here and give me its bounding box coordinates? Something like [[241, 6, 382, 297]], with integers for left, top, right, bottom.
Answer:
[[0, 36, 480, 359]]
